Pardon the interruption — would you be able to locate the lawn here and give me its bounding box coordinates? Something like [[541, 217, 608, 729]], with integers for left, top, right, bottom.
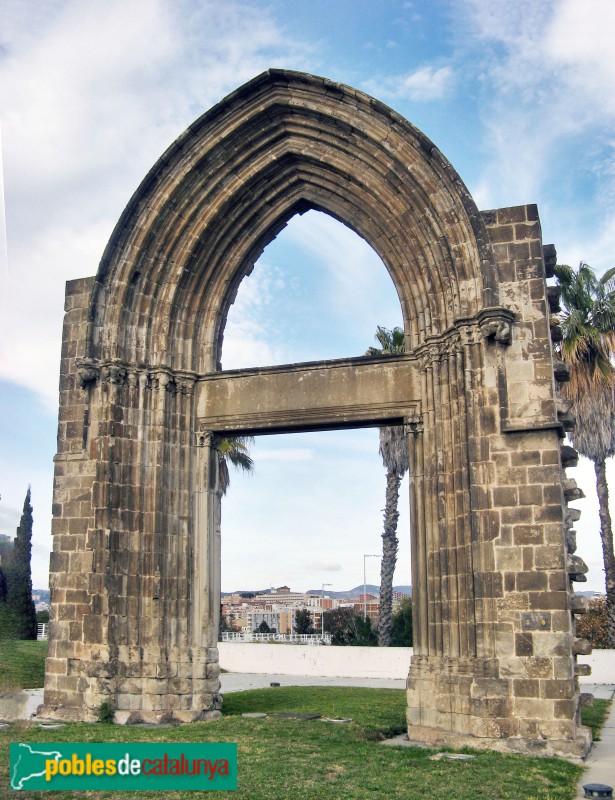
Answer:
[[0, 639, 47, 690], [0, 686, 582, 800], [580, 698, 611, 741]]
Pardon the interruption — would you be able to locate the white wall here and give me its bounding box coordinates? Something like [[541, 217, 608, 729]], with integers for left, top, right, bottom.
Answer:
[[219, 642, 411, 679], [219, 643, 615, 684], [578, 650, 615, 685]]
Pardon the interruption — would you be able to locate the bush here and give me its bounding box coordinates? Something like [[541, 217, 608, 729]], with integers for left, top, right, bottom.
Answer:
[[323, 608, 377, 645], [98, 700, 115, 724], [575, 596, 608, 648], [0, 606, 21, 640], [390, 597, 413, 647]]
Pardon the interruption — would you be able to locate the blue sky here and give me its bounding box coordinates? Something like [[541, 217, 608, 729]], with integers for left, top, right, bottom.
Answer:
[[1, 0, 614, 593]]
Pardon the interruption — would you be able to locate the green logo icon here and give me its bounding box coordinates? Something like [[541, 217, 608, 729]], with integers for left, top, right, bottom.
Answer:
[[10, 743, 237, 791]]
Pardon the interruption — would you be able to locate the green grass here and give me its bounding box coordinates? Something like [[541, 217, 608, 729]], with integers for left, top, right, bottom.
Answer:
[[0, 687, 581, 800], [223, 685, 407, 739], [581, 698, 611, 741], [0, 639, 47, 690]]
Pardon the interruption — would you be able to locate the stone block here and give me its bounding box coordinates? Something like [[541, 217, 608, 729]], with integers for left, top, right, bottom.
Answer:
[[554, 699, 577, 719], [553, 657, 574, 679], [512, 679, 539, 698], [543, 679, 574, 700], [517, 573, 548, 592], [514, 697, 555, 720], [470, 697, 513, 719], [534, 546, 565, 570], [532, 632, 570, 658], [513, 525, 544, 545], [529, 592, 568, 611], [572, 638, 592, 656], [525, 657, 553, 679], [578, 693, 594, 709], [495, 547, 523, 571], [45, 658, 69, 675]]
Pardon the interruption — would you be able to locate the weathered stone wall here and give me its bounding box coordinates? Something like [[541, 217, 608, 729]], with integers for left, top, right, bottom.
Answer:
[[44, 280, 221, 724], [45, 277, 97, 714], [406, 206, 590, 756], [41, 70, 591, 756]]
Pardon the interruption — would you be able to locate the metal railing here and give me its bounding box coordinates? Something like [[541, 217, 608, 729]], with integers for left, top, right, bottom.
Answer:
[[37, 623, 48, 640], [221, 631, 331, 645]]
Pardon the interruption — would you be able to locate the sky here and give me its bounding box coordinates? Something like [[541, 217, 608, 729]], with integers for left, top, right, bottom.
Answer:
[[1, 0, 614, 594]]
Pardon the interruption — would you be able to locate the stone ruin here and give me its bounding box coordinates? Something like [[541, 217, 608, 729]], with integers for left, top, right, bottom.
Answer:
[[41, 70, 592, 757]]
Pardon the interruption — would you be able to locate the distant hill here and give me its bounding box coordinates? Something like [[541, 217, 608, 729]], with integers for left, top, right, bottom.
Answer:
[[222, 585, 412, 599], [307, 585, 412, 599]]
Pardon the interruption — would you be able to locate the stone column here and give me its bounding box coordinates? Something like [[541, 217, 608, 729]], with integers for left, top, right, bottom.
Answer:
[[190, 431, 222, 720], [407, 328, 485, 736]]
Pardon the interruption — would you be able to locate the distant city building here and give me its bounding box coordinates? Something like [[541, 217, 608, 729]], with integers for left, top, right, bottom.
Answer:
[[255, 589, 320, 606], [220, 583, 408, 640], [251, 611, 279, 632], [352, 600, 380, 623]]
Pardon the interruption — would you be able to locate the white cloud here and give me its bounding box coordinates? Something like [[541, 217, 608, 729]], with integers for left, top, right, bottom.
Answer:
[[544, 1, 615, 117], [221, 430, 411, 593], [307, 562, 343, 572], [364, 64, 453, 102], [222, 210, 403, 369], [222, 261, 287, 370], [284, 211, 402, 337], [461, 1, 615, 193], [255, 449, 314, 462], [0, 0, 313, 405]]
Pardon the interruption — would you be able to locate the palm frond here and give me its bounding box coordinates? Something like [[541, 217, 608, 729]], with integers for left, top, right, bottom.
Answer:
[[216, 435, 255, 495], [556, 261, 615, 461], [365, 325, 405, 356]]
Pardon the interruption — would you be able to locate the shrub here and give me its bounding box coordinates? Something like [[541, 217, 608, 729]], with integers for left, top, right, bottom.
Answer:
[[98, 700, 115, 724], [575, 596, 608, 648]]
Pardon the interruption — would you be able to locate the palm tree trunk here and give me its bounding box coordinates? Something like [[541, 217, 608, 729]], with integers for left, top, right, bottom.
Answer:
[[594, 459, 615, 648], [378, 470, 401, 647]]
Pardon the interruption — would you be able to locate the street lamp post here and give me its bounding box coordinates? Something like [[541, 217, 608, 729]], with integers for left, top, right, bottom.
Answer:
[[321, 583, 332, 640], [363, 554, 380, 621]]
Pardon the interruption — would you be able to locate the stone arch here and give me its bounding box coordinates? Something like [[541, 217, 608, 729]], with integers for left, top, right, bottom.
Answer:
[[43, 70, 591, 758], [89, 70, 497, 371]]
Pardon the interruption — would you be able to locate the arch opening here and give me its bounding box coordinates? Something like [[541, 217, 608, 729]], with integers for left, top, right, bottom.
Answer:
[[221, 209, 403, 370], [219, 427, 411, 610]]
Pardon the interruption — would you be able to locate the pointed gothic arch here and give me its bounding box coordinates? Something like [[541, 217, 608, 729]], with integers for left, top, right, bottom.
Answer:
[[43, 70, 590, 758]]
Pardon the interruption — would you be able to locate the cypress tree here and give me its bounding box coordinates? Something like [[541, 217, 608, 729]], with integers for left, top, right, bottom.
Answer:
[[0, 567, 7, 602], [5, 488, 38, 639]]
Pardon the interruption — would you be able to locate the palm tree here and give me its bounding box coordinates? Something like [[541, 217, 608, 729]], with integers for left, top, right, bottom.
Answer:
[[215, 435, 254, 643], [366, 326, 409, 646], [555, 262, 615, 647], [216, 435, 255, 495]]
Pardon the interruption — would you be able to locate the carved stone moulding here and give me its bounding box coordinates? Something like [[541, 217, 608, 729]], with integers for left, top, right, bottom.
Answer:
[[414, 306, 515, 370], [75, 357, 197, 395], [476, 306, 516, 346]]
